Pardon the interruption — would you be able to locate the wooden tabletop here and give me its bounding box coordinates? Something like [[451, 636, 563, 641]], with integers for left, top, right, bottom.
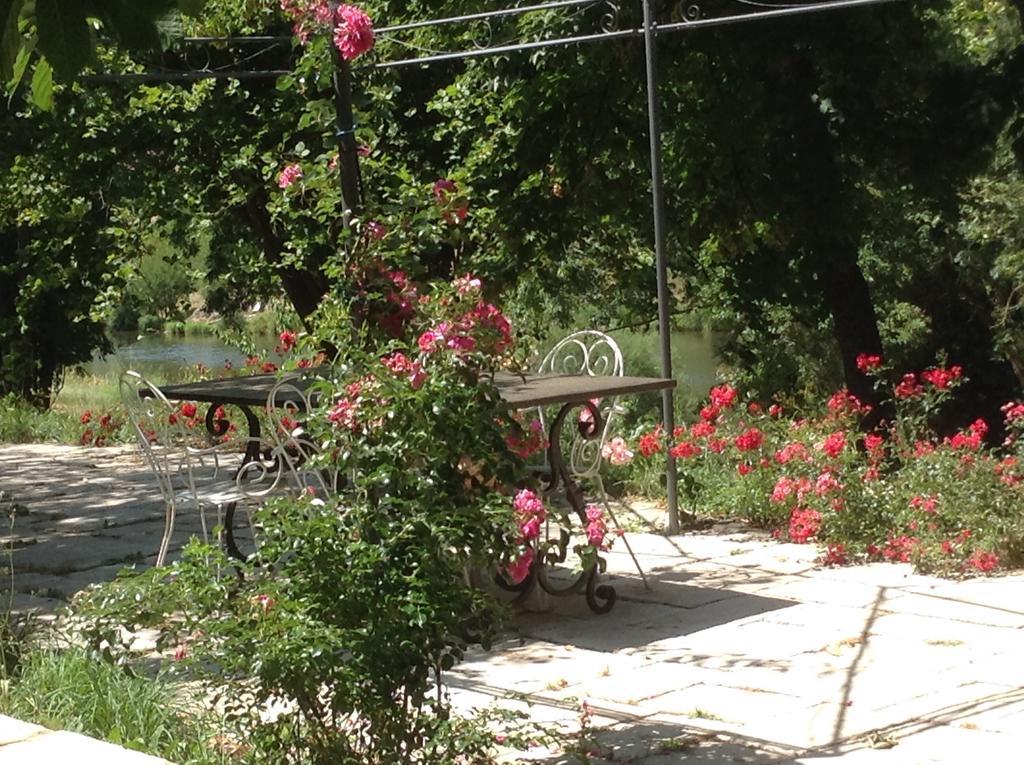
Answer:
[[157, 370, 675, 410]]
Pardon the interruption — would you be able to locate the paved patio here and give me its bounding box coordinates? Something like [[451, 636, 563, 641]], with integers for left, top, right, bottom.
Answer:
[[3, 443, 1024, 763]]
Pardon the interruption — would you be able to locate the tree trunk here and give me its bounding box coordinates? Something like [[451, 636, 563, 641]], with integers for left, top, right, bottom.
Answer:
[[812, 236, 889, 429], [786, 55, 889, 428]]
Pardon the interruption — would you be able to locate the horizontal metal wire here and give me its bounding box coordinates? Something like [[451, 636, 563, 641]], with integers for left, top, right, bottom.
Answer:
[[180, 36, 291, 44], [367, 0, 903, 70], [85, 0, 903, 84], [375, 0, 604, 35], [81, 70, 292, 83], [367, 25, 639, 70], [659, 0, 903, 32]]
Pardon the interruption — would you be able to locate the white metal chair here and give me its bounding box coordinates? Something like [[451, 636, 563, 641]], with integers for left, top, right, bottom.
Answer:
[[119, 371, 288, 566], [266, 377, 339, 499], [536, 331, 648, 587]]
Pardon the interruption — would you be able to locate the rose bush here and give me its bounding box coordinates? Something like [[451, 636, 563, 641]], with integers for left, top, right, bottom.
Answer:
[[67, 6, 621, 761], [76, 268, 579, 762]]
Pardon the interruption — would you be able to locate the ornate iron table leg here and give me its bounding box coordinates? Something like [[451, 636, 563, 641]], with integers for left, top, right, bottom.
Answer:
[[204, 402, 262, 561], [530, 398, 617, 613]]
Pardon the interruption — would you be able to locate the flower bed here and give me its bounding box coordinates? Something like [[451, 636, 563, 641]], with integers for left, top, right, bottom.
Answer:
[[615, 359, 1024, 575]]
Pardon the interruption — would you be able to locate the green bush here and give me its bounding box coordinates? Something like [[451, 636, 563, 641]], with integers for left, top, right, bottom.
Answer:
[[136, 315, 164, 334], [0, 395, 81, 444], [73, 275, 579, 763]]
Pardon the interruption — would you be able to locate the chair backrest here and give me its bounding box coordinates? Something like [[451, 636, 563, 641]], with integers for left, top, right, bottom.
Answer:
[[537, 330, 624, 378], [266, 377, 337, 498], [536, 331, 624, 480], [119, 370, 191, 506]]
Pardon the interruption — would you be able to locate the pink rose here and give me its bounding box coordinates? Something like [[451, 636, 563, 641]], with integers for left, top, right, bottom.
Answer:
[[333, 4, 375, 60]]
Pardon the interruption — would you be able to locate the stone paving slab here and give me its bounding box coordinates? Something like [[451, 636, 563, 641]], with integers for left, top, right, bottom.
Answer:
[[5, 445, 1024, 764], [0, 716, 171, 764]]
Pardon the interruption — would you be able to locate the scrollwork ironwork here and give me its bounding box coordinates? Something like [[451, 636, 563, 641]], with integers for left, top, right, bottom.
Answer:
[[674, 1, 703, 22], [469, 19, 495, 49], [599, 0, 621, 32]]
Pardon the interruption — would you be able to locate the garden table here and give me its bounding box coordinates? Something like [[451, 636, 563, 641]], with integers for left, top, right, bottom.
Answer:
[[157, 370, 675, 612]]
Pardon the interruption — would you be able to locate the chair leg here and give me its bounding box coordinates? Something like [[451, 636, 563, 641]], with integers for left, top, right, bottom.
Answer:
[[198, 502, 210, 546], [156, 501, 175, 567], [244, 504, 260, 555], [596, 479, 650, 590]]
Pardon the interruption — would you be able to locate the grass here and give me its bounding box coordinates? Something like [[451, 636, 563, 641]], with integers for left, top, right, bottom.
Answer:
[[54, 373, 123, 413], [1, 643, 232, 764], [0, 395, 83, 444]]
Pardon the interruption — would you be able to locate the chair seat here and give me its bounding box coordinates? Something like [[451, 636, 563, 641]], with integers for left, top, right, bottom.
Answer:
[[174, 480, 247, 507], [173, 472, 294, 507]]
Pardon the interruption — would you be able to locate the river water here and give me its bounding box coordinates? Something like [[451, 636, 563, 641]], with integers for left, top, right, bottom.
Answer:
[[86, 334, 271, 383]]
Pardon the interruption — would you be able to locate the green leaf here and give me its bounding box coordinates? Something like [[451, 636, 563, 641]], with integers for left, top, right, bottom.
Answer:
[[30, 55, 51, 110], [0, 0, 25, 83], [34, 0, 91, 82], [7, 31, 32, 91]]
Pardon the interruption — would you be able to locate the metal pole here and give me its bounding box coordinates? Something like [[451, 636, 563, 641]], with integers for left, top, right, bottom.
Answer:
[[329, 14, 363, 226], [641, 0, 680, 532]]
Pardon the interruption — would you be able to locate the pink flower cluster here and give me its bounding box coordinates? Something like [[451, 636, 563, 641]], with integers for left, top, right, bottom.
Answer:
[[514, 489, 547, 542], [601, 436, 634, 466], [771, 476, 813, 504], [820, 431, 846, 458], [788, 507, 821, 543], [506, 418, 547, 459], [921, 365, 962, 390], [327, 398, 358, 430], [637, 426, 663, 457], [454, 274, 482, 295], [1002, 401, 1024, 424], [279, 1, 375, 59], [416, 299, 512, 358], [878, 533, 919, 563], [278, 163, 303, 189], [734, 427, 763, 452], [365, 220, 387, 241], [276, 330, 298, 353], [381, 351, 427, 389], [856, 353, 882, 373], [910, 494, 939, 514], [670, 440, 700, 458], [826, 389, 870, 416], [894, 373, 923, 399], [774, 441, 811, 465], [822, 543, 848, 566], [433, 178, 469, 224], [585, 504, 611, 549], [333, 4, 375, 60], [506, 489, 548, 584], [947, 418, 988, 451]]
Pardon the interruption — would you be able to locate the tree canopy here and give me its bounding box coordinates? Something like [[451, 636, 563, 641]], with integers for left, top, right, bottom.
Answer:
[[3, 0, 1024, 427]]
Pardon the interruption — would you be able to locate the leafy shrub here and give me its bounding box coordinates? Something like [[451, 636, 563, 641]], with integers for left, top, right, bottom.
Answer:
[[73, 273, 598, 763], [0, 394, 83, 443], [137, 314, 165, 334]]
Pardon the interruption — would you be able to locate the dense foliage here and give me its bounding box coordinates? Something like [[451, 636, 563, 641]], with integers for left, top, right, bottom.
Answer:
[[4, 0, 1024, 430]]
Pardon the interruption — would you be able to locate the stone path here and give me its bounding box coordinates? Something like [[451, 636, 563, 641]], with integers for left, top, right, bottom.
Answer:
[[3, 444, 1024, 763]]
